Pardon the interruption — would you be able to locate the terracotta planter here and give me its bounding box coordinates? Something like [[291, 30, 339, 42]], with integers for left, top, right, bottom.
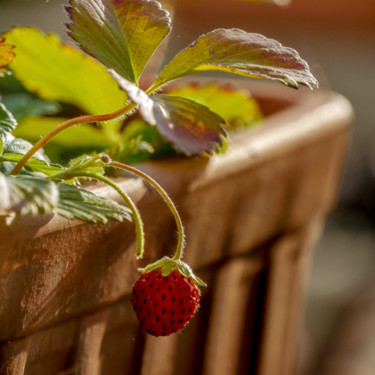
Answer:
[[174, 0, 375, 25], [0, 82, 352, 375]]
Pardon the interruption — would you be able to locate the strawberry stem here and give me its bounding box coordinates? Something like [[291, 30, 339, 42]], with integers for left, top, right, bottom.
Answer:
[[68, 171, 145, 259], [10, 102, 137, 176], [110, 161, 185, 261]]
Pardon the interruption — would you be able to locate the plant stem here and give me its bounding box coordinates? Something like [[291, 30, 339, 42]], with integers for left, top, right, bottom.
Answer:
[[11, 102, 137, 176], [110, 161, 185, 261], [145, 85, 162, 96], [74, 171, 144, 259]]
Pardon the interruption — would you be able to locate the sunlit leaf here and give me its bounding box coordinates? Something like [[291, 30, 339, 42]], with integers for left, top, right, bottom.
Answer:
[[151, 95, 227, 156], [0, 172, 59, 216], [14, 116, 115, 149], [4, 27, 128, 126], [13, 116, 116, 164], [109, 71, 227, 156], [0, 168, 131, 222], [0, 170, 130, 222], [56, 183, 131, 223], [66, 0, 171, 84], [0, 37, 15, 77], [167, 83, 262, 130], [151, 28, 318, 91]]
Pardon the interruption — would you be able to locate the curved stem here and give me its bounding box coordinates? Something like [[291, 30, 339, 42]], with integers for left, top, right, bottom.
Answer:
[[75, 171, 145, 259], [11, 102, 137, 176], [110, 161, 185, 261]]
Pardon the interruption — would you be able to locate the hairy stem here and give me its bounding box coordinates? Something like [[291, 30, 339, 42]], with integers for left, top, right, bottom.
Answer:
[[111, 161, 185, 261], [11, 102, 137, 176], [75, 171, 145, 259], [145, 84, 163, 95]]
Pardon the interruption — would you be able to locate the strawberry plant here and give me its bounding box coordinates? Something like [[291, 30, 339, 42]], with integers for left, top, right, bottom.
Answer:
[[0, 0, 317, 336]]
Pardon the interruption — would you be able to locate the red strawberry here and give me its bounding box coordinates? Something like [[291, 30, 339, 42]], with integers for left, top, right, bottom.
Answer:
[[131, 268, 201, 337]]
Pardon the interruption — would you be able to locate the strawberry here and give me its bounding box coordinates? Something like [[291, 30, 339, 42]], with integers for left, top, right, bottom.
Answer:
[[131, 259, 204, 337]]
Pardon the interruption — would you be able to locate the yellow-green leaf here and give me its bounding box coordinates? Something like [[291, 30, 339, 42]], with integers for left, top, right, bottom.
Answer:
[[14, 116, 115, 148], [4, 27, 128, 118], [151, 28, 318, 91], [109, 71, 227, 156], [167, 83, 262, 130], [0, 37, 14, 77], [66, 0, 171, 85]]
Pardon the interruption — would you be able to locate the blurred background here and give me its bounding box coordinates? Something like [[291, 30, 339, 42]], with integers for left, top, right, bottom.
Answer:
[[0, 0, 374, 374]]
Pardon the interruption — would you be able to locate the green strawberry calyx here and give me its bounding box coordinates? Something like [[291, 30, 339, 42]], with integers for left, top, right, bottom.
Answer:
[[138, 257, 207, 287]]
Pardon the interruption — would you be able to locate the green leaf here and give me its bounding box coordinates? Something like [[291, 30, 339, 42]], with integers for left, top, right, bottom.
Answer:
[[2, 93, 60, 121], [167, 83, 262, 130], [151, 28, 318, 91], [151, 95, 227, 156], [111, 123, 156, 164], [0, 37, 15, 77], [2, 135, 49, 162], [66, 0, 171, 84], [0, 132, 12, 157], [0, 102, 17, 134], [56, 183, 131, 223], [0, 161, 16, 176], [0, 172, 59, 216], [0, 153, 63, 176], [109, 71, 227, 156], [0, 166, 131, 222], [63, 154, 106, 178], [0, 102, 17, 155], [139, 257, 207, 287], [0, 171, 130, 222], [4, 27, 128, 124], [0, 70, 25, 93], [14, 116, 115, 149], [43, 153, 109, 183], [108, 69, 157, 124], [112, 118, 172, 164]]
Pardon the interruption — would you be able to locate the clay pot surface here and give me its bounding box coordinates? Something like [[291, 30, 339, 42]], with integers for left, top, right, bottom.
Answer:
[[0, 82, 352, 375]]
